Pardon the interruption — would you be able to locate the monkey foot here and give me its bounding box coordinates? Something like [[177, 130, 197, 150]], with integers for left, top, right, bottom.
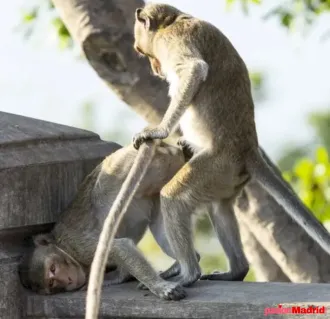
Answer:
[[200, 270, 247, 281], [137, 282, 149, 290], [172, 270, 201, 287], [160, 265, 181, 280], [137, 265, 181, 290], [152, 282, 187, 301]]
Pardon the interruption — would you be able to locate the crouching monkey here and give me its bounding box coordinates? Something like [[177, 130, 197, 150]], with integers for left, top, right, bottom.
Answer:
[[18, 142, 190, 301]]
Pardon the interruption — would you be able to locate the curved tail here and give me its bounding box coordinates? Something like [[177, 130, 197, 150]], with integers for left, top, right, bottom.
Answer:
[[86, 140, 159, 319], [247, 148, 330, 255]]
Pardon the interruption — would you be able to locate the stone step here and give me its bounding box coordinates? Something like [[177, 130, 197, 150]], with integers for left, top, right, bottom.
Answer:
[[25, 281, 330, 319]]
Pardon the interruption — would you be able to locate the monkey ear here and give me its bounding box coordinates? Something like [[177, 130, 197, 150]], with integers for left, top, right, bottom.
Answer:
[[33, 234, 54, 247], [135, 8, 151, 30]]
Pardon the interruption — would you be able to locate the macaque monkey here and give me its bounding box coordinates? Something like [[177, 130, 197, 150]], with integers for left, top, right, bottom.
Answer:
[[18, 143, 189, 301], [132, 3, 330, 287]]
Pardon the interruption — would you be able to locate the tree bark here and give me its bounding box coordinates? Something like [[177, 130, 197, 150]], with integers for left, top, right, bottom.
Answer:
[[52, 0, 330, 282], [52, 0, 169, 126]]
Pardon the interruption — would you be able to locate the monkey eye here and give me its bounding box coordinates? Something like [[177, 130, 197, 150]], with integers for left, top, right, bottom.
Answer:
[[49, 278, 55, 288], [134, 45, 145, 56], [50, 264, 56, 274]]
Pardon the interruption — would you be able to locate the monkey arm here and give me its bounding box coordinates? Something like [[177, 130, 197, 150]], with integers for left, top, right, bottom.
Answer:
[[159, 59, 209, 134], [133, 53, 208, 149], [109, 238, 186, 300], [103, 266, 136, 285], [109, 239, 160, 284]]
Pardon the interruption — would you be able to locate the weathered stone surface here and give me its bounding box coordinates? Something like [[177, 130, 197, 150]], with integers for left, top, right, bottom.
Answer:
[[0, 111, 121, 319], [0, 111, 121, 229], [25, 281, 330, 319], [0, 255, 23, 318]]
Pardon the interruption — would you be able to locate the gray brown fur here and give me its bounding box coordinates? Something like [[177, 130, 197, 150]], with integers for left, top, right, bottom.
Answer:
[[18, 142, 188, 301], [132, 3, 330, 286]]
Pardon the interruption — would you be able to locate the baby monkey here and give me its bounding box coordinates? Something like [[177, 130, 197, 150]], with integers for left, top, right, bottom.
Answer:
[[18, 143, 189, 301], [133, 3, 330, 287]]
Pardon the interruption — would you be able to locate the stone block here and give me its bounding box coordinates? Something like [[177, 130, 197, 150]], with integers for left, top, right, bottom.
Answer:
[[0, 111, 120, 319]]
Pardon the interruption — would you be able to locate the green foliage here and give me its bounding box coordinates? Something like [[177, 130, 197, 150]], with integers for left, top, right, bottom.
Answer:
[[227, 0, 330, 31], [51, 17, 72, 49], [265, 0, 330, 30], [226, 0, 261, 14], [195, 212, 213, 236], [20, 0, 330, 51], [199, 251, 255, 281], [18, 1, 73, 49], [283, 146, 330, 222], [277, 146, 309, 171], [308, 110, 330, 150], [277, 109, 330, 171], [200, 255, 226, 274]]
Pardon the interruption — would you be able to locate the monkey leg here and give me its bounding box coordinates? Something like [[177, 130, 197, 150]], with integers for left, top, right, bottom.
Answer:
[[138, 205, 201, 291], [149, 212, 181, 281], [160, 194, 201, 287], [110, 238, 186, 300], [149, 200, 200, 280], [160, 152, 211, 287], [160, 252, 201, 279], [200, 201, 249, 281], [104, 266, 136, 285], [160, 150, 246, 287]]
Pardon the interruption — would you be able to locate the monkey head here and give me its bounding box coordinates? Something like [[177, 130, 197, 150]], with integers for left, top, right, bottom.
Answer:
[[133, 3, 181, 78], [18, 233, 86, 294]]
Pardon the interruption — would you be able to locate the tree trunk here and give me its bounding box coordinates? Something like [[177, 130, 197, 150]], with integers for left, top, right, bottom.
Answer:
[[51, 0, 330, 282]]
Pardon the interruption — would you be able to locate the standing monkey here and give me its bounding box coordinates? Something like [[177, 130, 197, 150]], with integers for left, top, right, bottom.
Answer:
[[132, 3, 330, 287]]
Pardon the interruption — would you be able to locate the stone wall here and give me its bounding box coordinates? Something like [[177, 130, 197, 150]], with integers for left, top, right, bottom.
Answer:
[[0, 111, 120, 318]]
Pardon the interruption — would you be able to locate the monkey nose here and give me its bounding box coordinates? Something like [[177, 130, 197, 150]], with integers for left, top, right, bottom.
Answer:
[[68, 277, 72, 284]]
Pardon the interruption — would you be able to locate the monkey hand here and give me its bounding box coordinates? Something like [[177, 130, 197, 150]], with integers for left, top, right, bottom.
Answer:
[[133, 126, 169, 150], [177, 137, 194, 161], [177, 137, 187, 148]]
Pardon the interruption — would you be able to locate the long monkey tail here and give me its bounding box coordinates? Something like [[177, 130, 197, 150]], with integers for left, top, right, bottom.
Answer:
[[247, 148, 330, 256], [85, 140, 159, 319]]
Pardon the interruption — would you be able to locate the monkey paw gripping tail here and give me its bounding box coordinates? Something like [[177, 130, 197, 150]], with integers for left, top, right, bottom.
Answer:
[[85, 140, 159, 319]]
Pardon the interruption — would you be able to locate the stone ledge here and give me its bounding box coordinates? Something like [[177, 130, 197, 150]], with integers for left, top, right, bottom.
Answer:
[[25, 281, 330, 319], [0, 111, 99, 147], [0, 111, 121, 230]]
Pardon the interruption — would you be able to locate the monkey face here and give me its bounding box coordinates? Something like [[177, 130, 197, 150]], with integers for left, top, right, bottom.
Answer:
[[133, 8, 153, 58], [43, 249, 86, 294], [18, 233, 86, 294]]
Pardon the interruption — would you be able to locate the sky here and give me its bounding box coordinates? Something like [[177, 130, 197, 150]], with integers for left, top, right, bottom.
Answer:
[[0, 0, 329, 160]]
